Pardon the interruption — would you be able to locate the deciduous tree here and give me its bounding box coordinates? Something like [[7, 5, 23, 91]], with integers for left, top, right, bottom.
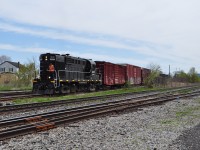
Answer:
[[0, 55, 11, 63]]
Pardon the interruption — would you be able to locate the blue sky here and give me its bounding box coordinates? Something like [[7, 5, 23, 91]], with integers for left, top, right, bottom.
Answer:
[[0, 0, 200, 74]]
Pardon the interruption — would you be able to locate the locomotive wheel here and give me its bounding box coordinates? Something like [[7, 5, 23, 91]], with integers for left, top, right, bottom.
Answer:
[[70, 84, 76, 93], [88, 84, 95, 92], [54, 89, 60, 94], [61, 86, 70, 94]]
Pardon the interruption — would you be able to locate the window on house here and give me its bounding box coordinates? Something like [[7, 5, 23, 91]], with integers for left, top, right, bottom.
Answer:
[[0, 68, 5, 72], [9, 68, 13, 72]]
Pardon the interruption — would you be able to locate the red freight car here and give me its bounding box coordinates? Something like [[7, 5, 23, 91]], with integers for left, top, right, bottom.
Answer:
[[122, 64, 142, 85], [141, 68, 151, 84], [96, 61, 126, 86]]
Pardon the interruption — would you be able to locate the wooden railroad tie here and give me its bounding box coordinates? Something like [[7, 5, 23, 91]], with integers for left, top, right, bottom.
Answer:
[[25, 116, 56, 132]]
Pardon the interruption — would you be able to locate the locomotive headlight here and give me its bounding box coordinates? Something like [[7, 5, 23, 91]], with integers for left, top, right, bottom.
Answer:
[[49, 76, 51, 79]]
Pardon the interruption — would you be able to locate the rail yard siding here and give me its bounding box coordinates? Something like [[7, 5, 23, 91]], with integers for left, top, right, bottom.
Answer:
[[1, 95, 200, 149]]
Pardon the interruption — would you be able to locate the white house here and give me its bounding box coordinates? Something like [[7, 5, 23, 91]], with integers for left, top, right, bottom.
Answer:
[[0, 61, 20, 73], [0, 61, 20, 84]]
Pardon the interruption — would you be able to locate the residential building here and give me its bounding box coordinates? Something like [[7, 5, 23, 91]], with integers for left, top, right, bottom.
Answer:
[[0, 61, 20, 73], [0, 61, 20, 84]]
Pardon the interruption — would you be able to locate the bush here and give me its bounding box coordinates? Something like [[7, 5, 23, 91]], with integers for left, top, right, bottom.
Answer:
[[144, 63, 161, 88]]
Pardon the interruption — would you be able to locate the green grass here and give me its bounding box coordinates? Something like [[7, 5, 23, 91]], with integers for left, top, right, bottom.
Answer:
[[198, 98, 200, 104], [13, 85, 199, 104], [176, 106, 199, 117], [13, 86, 162, 104], [175, 98, 200, 118], [0, 85, 32, 91], [161, 98, 200, 126], [0, 86, 13, 91], [161, 119, 179, 126]]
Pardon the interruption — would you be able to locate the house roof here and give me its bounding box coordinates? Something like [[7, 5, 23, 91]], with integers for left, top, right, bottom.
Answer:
[[0, 61, 20, 68]]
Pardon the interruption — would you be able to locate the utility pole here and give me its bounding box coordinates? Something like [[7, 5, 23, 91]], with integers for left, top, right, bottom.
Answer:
[[169, 65, 172, 87]]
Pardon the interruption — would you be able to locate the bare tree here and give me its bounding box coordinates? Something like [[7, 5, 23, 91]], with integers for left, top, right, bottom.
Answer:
[[0, 55, 11, 63]]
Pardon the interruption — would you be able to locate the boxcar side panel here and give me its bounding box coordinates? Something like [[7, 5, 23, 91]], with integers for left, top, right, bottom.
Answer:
[[96, 61, 125, 86], [114, 64, 126, 85], [125, 64, 142, 85]]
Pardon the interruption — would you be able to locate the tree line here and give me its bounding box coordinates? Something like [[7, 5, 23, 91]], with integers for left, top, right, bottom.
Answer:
[[144, 63, 200, 88], [0, 55, 38, 88]]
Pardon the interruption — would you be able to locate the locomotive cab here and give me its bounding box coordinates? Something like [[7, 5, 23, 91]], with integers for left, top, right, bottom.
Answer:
[[33, 53, 61, 94]]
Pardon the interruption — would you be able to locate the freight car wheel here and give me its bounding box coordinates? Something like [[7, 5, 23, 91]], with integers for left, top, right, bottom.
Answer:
[[61, 86, 70, 94]]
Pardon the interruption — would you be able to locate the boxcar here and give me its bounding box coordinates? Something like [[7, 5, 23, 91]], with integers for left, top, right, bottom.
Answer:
[[96, 61, 126, 86], [141, 68, 151, 84], [122, 64, 142, 85]]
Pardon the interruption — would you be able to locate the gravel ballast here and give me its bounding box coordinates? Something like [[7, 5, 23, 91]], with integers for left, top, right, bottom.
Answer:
[[1, 96, 200, 150]]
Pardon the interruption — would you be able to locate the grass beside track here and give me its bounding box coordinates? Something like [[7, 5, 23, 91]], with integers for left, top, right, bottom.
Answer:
[[13, 87, 163, 104], [161, 98, 200, 126], [0, 86, 32, 91]]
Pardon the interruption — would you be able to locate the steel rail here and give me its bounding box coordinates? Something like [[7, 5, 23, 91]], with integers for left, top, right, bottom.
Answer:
[[0, 93, 177, 128], [0, 86, 198, 113], [0, 94, 42, 102], [0, 91, 32, 97]]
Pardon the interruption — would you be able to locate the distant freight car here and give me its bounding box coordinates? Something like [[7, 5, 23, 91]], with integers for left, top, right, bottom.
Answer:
[[122, 64, 142, 85], [95, 61, 126, 87], [141, 68, 151, 84]]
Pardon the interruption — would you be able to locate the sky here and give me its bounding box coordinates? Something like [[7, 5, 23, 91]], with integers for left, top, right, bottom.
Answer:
[[0, 0, 200, 74]]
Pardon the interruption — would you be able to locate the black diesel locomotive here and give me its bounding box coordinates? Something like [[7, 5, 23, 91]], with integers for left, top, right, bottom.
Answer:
[[33, 53, 101, 94]]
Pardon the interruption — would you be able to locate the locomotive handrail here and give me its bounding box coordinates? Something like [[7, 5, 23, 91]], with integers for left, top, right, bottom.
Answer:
[[54, 70, 59, 88], [57, 70, 100, 82], [58, 70, 90, 73]]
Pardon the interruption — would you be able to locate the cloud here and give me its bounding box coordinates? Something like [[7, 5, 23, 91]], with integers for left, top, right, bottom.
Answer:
[[0, 0, 200, 72], [0, 22, 189, 64], [0, 42, 198, 73], [0, 22, 172, 60], [0, 43, 147, 67], [0, 0, 199, 41]]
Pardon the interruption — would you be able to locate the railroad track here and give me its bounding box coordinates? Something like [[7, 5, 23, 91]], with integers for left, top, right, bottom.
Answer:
[[0, 90, 37, 102], [0, 88, 200, 141], [0, 94, 43, 102], [0, 85, 198, 113], [0, 85, 197, 102], [0, 90, 32, 97]]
